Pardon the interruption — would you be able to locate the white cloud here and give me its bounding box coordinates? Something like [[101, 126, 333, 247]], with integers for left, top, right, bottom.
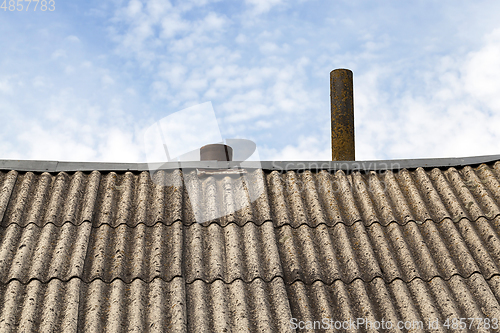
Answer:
[[262, 135, 330, 161], [64, 65, 75, 74], [32, 76, 52, 89], [10, 88, 147, 162], [235, 34, 247, 43], [352, 25, 500, 160], [51, 49, 67, 59], [18, 123, 98, 161], [158, 63, 187, 85], [125, 87, 136, 96], [0, 77, 14, 94], [150, 81, 169, 100], [160, 14, 190, 39], [145, 0, 172, 20], [462, 28, 500, 111], [101, 74, 115, 87], [97, 127, 143, 162], [245, 0, 283, 15], [65, 35, 80, 43], [202, 11, 227, 31], [259, 42, 279, 54], [124, 0, 144, 19]]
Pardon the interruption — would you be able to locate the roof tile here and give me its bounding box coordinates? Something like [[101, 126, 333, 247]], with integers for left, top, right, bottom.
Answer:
[[1, 162, 500, 330]]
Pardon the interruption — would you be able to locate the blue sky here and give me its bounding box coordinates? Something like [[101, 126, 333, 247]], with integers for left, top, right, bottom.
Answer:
[[1, 0, 500, 162]]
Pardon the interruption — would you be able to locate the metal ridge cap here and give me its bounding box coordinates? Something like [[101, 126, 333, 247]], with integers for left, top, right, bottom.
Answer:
[[262, 154, 500, 172], [0, 154, 499, 172]]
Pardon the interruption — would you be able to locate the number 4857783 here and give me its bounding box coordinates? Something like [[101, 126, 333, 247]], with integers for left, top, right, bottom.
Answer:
[[1, 0, 55, 11]]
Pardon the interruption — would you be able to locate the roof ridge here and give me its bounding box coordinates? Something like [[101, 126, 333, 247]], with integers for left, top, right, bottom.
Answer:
[[1, 154, 500, 172]]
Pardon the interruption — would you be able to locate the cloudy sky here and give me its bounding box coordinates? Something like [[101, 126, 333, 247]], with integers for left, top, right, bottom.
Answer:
[[1, 0, 500, 162]]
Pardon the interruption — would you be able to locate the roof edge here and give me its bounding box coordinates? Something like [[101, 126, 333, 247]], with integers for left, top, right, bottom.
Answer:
[[0, 154, 499, 173]]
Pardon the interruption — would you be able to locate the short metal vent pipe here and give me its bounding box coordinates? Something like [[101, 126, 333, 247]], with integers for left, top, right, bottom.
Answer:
[[200, 144, 233, 161]]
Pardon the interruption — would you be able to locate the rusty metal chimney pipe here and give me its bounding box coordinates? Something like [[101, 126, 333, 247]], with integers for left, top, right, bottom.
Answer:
[[200, 144, 233, 161], [330, 69, 355, 161]]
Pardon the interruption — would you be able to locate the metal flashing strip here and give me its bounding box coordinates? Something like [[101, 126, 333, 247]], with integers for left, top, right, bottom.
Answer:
[[0, 154, 499, 173], [0, 160, 59, 172], [196, 168, 248, 176]]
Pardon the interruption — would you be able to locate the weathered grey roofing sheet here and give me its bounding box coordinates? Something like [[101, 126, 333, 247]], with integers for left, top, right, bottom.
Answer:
[[1, 160, 500, 331]]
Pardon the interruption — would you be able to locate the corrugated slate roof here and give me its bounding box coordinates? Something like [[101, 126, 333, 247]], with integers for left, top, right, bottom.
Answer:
[[1, 160, 500, 331]]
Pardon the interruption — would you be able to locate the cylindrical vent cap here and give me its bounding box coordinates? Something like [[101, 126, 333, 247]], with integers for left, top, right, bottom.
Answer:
[[200, 144, 233, 161]]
